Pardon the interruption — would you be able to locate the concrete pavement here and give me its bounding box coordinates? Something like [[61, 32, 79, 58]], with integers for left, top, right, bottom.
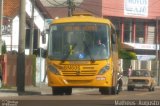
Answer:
[[1, 78, 160, 97], [0, 83, 50, 97]]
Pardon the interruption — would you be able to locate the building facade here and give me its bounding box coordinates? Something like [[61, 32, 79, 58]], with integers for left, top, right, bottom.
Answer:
[[102, 0, 160, 61]]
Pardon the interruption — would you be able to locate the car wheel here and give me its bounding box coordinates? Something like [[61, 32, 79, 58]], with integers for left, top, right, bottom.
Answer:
[[152, 87, 155, 91], [149, 87, 152, 92], [149, 85, 155, 92], [149, 86, 155, 92], [127, 86, 134, 91]]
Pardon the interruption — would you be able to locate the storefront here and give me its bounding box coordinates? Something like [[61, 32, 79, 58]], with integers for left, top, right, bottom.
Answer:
[[102, 0, 160, 60]]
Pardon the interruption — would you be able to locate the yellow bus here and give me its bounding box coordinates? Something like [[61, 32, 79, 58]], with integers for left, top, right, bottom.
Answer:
[[46, 13, 120, 95]]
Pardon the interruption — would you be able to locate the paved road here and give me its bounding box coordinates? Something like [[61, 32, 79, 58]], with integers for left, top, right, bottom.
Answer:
[[1, 85, 160, 106]]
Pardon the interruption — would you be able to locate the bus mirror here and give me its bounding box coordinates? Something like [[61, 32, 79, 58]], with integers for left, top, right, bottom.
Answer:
[[112, 33, 116, 44], [33, 48, 47, 58], [41, 31, 47, 44]]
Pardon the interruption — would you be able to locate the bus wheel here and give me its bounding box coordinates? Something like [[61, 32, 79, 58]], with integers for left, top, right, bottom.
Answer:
[[64, 87, 72, 95], [99, 87, 112, 95], [111, 86, 118, 95], [52, 87, 64, 95]]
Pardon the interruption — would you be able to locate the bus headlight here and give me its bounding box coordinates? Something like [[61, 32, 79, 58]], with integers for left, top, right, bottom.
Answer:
[[98, 65, 110, 75], [48, 65, 60, 75]]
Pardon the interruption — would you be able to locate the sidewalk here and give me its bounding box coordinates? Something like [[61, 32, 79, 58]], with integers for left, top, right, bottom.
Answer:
[[0, 83, 51, 97]]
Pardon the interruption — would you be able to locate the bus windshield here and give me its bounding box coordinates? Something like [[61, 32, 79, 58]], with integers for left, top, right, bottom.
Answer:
[[48, 23, 110, 61]]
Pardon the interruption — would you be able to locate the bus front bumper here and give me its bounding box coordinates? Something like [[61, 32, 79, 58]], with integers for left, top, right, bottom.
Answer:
[[47, 72, 113, 87]]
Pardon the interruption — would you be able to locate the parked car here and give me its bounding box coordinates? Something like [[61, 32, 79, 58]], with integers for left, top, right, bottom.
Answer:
[[127, 70, 156, 91]]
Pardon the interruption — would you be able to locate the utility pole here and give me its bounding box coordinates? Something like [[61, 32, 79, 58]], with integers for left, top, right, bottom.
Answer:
[[156, 16, 160, 86], [17, 0, 26, 93], [29, 0, 35, 55], [0, 0, 3, 55], [67, 0, 75, 16]]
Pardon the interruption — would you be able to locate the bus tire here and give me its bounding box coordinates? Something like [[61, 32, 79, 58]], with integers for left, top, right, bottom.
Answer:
[[99, 87, 112, 95], [111, 86, 118, 95], [113, 81, 122, 94], [64, 87, 72, 95], [52, 87, 64, 95]]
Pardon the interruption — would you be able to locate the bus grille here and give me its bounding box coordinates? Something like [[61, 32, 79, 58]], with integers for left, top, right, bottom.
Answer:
[[61, 70, 97, 76]]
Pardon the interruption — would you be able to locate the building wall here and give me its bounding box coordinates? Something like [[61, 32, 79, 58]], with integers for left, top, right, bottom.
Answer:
[[102, 0, 160, 60], [4, 0, 20, 18], [102, 0, 124, 18], [103, 0, 160, 19], [0, 54, 34, 86]]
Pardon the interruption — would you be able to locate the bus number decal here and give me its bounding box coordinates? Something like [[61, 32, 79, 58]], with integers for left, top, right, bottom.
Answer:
[[63, 65, 80, 71]]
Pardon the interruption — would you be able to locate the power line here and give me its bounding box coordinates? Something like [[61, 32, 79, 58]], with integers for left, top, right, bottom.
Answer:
[[53, 0, 67, 6], [46, 0, 67, 7]]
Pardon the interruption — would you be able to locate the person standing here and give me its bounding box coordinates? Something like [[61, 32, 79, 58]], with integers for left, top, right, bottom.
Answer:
[[128, 66, 132, 77]]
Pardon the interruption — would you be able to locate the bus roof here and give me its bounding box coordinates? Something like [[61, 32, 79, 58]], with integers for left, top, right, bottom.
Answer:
[[51, 15, 112, 25]]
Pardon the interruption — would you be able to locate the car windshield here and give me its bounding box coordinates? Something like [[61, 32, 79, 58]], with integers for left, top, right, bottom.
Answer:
[[131, 70, 150, 77], [48, 23, 110, 61]]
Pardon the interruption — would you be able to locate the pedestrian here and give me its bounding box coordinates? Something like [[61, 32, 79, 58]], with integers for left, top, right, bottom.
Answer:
[[128, 65, 132, 77]]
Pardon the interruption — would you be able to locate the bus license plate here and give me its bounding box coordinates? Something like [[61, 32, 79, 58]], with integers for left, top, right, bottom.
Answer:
[[96, 77, 106, 80], [135, 84, 142, 87]]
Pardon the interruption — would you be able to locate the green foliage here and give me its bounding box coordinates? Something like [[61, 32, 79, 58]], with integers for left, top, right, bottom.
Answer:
[[1, 42, 7, 54], [119, 49, 137, 59], [116, 35, 137, 60]]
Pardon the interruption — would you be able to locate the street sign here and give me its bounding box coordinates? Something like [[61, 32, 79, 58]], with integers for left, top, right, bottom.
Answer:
[[2, 17, 12, 35]]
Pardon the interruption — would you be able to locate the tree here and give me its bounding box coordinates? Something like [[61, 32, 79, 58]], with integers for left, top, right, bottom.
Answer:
[[1, 41, 7, 55], [117, 37, 137, 60], [119, 49, 137, 59]]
